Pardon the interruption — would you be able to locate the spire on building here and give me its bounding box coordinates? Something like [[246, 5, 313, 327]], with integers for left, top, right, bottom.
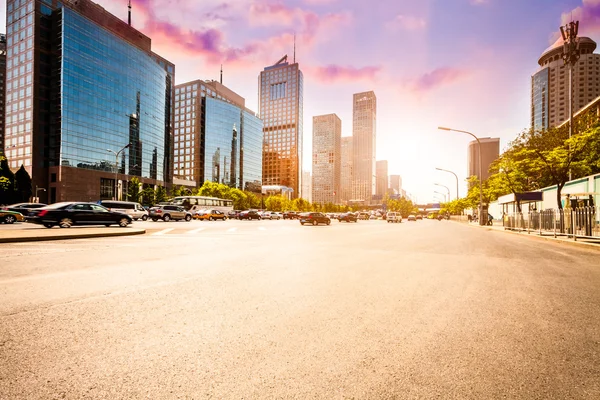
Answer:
[[128, 0, 132, 26]]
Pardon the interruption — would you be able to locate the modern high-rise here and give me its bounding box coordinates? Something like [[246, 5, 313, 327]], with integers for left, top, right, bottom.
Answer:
[[0, 34, 6, 154], [312, 114, 341, 205], [468, 138, 500, 182], [340, 137, 353, 203], [301, 170, 312, 203], [532, 36, 600, 131], [173, 79, 263, 192], [352, 91, 376, 203], [259, 55, 303, 198], [389, 175, 402, 195], [375, 160, 388, 199], [4, 0, 175, 203]]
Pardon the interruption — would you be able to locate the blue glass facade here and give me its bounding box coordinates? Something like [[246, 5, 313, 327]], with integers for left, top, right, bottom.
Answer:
[[57, 7, 169, 182], [531, 68, 549, 132], [204, 97, 241, 186], [241, 110, 263, 192]]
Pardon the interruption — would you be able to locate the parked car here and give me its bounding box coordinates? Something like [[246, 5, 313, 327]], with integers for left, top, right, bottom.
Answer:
[[369, 214, 378, 220], [338, 212, 358, 223], [271, 212, 282, 220], [27, 202, 132, 228], [261, 211, 274, 220], [239, 210, 262, 220], [299, 212, 331, 226], [407, 214, 416, 221], [283, 211, 299, 220], [416, 215, 423, 220], [2, 202, 47, 216], [196, 209, 227, 221], [228, 210, 242, 219], [0, 210, 25, 224], [386, 212, 402, 223], [358, 212, 370, 220], [97, 200, 148, 221], [148, 205, 192, 222]]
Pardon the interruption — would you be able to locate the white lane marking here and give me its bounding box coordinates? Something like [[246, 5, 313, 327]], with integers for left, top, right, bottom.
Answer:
[[152, 228, 175, 235], [258, 227, 267, 231], [187, 227, 205, 234], [227, 227, 237, 233]]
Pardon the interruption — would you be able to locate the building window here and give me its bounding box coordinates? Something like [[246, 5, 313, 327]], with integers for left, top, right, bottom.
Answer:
[[100, 178, 115, 200]]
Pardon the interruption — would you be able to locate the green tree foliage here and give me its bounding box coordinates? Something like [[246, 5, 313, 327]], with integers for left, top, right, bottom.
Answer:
[[292, 198, 310, 212], [264, 195, 290, 212], [0, 156, 15, 205], [155, 186, 168, 204], [141, 186, 156, 206], [127, 177, 141, 202], [14, 165, 32, 203], [386, 197, 416, 217]]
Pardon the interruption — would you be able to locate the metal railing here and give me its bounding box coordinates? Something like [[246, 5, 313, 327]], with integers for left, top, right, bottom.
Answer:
[[504, 207, 600, 240]]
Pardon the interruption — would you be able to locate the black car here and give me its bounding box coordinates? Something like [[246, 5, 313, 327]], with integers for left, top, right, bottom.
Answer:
[[283, 211, 299, 220], [2, 202, 48, 216], [228, 210, 242, 219], [299, 212, 331, 226], [337, 212, 358, 223], [27, 202, 132, 228], [239, 210, 262, 220]]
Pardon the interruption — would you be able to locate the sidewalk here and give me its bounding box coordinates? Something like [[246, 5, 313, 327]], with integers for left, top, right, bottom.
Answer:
[[464, 221, 600, 251], [0, 227, 146, 244]]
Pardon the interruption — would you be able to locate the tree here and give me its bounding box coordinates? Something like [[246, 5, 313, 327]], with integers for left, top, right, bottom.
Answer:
[[141, 186, 156, 206], [264, 195, 289, 211], [127, 177, 142, 202], [14, 165, 32, 203], [155, 186, 168, 204], [0, 156, 15, 205]]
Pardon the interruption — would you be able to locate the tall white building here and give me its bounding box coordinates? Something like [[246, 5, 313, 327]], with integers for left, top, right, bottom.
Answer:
[[340, 137, 353, 203], [312, 114, 341, 205], [302, 170, 312, 203], [352, 91, 376, 203]]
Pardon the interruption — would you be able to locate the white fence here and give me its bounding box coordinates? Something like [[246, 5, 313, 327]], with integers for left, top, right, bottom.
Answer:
[[504, 207, 600, 240]]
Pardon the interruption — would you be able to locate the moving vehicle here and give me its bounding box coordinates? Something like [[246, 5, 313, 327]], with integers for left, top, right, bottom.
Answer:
[[228, 210, 242, 219], [97, 200, 148, 221], [299, 212, 331, 226], [2, 203, 47, 216], [27, 202, 132, 228], [148, 205, 192, 222], [386, 212, 402, 223], [0, 210, 25, 224], [195, 209, 227, 221], [171, 196, 233, 215], [416, 215, 423, 220], [358, 212, 370, 220], [239, 210, 262, 220], [407, 215, 416, 221], [283, 211, 298, 219], [338, 212, 358, 223], [261, 211, 274, 220]]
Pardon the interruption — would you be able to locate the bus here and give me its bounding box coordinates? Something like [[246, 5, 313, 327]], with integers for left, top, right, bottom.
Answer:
[[170, 196, 234, 214]]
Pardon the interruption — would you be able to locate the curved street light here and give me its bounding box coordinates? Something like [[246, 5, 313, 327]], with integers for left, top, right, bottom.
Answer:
[[436, 167, 459, 200], [438, 126, 484, 225], [435, 183, 451, 200], [107, 143, 131, 201], [434, 190, 447, 203]]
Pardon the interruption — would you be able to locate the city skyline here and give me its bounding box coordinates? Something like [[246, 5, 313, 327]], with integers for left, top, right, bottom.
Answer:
[[0, 0, 595, 203]]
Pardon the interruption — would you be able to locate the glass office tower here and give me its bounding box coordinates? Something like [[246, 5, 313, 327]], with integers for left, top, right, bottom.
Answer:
[[4, 0, 174, 202]]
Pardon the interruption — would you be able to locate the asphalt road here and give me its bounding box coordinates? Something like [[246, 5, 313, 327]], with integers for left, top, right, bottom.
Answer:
[[1, 219, 599, 399]]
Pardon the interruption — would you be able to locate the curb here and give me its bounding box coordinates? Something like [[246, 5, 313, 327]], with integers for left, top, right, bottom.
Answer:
[[457, 221, 600, 252], [0, 229, 146, 244]]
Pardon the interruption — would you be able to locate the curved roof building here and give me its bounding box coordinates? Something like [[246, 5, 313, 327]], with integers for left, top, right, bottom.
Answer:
[[532, 36, 600, 131]]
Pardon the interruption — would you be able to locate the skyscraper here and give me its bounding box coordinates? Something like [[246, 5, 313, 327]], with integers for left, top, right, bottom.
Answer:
[[375, 160, 388, 199], [340, 137, 353, 203], [173, 79, 262, 192], [532, 36, 600, 131], [468, 138, 500, 182], [389, 175, 402, 195], [352, 91, 376, 203], [0, 34, 6, 154], [4, 0, 174, 202], [258, 55, 303, 198], [312, 114, 341, 205], [302, 170, 312, 203]]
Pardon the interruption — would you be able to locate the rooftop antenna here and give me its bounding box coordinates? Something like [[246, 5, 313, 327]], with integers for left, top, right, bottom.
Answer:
[[128, 0, 132, 26], [220, 64, 223, 84], [293, 32, 296, 63]]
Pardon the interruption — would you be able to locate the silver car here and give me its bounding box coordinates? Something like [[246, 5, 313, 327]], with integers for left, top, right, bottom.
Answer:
[[149, 205, 192, 222]]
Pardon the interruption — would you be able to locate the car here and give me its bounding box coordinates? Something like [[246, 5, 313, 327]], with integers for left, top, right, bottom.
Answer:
[[271, 212, 282, 220], [97, 200, 149, 221], [358, 212, 370, 220], [196, 209, 227, 221], [228, 210, 242, 219], [407, 214, 416, 221], [2, 202, 47, 216], [148, 205, 192, 222], [283, 211, 298, 219], [416, 215, 423, 220], [386, 212, 402, 223], [299, 212, 331, 226], [0, 210, 25, 224], [337, 212, 358, 223], [369, 214, 378, 220], [27, 202, 132, 228], [261, 211, 274, 220], [239, 210, 262, 220]]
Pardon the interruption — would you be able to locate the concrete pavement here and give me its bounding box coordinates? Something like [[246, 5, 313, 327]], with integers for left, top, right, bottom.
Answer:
[[0, 224, 146, 243]]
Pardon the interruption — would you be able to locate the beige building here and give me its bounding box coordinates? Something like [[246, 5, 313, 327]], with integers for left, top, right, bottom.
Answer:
[[375, 160, 388, 199], [340, 137, 353, 203], [259, 55, 304, 198], [532, 36, 600, 131], [352, 91, 377, 203], [468, 137, 500, 182], [302, 170, 312, 202], [312, 114, 341, 205], [389, 174, 402, 195]]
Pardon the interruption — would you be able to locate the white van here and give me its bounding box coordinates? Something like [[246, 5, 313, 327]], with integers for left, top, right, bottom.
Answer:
[[386, 212, 402, 223], [98, 200, 148, 221]]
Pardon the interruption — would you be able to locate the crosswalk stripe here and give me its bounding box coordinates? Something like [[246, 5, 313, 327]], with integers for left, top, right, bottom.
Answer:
[[187, 227, 205, 234], [227, 227, 237, 233], [258, 227, 267, 231], [153, 228, 174, 235]]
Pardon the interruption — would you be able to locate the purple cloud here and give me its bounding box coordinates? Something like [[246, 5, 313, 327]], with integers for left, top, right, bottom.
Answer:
[[408, 67, 470, 92]]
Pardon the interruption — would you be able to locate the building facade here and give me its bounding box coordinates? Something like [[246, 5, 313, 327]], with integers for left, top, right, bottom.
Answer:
[[258, 55, 303, 198], [352, 91, 376, 203], [312, 114, 341, 205], [532, 36, 600, 131], [389, 174, 402, 195], [4, 0, 175, 203], [340, 136, 353, 203], [375, 160, 388, 199], [173, 80, 262, 192], [301, 170, 311, 203], [468, 137, 500, 183], [0, 33, 6, 154]]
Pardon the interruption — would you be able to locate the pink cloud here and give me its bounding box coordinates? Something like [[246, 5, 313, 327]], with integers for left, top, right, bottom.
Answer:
[[559, 0, 600, 38], [406, 67, 470, 92], [386, 14, 427, 31], [309, 65, 382, 82]]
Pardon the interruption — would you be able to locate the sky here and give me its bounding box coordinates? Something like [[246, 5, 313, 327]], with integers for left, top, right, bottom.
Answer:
[[2, 0, 599, 203]]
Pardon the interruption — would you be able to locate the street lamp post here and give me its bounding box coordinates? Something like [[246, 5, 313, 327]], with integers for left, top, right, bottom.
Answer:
[[436, 167, 459, 200], [438, 126, 484, 225], [561, 20, 580, 181], [434, 190, 447, 203], [35, 185, 46, 203], [107, 143, 131, 201], [435, 183, 451, 201]]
